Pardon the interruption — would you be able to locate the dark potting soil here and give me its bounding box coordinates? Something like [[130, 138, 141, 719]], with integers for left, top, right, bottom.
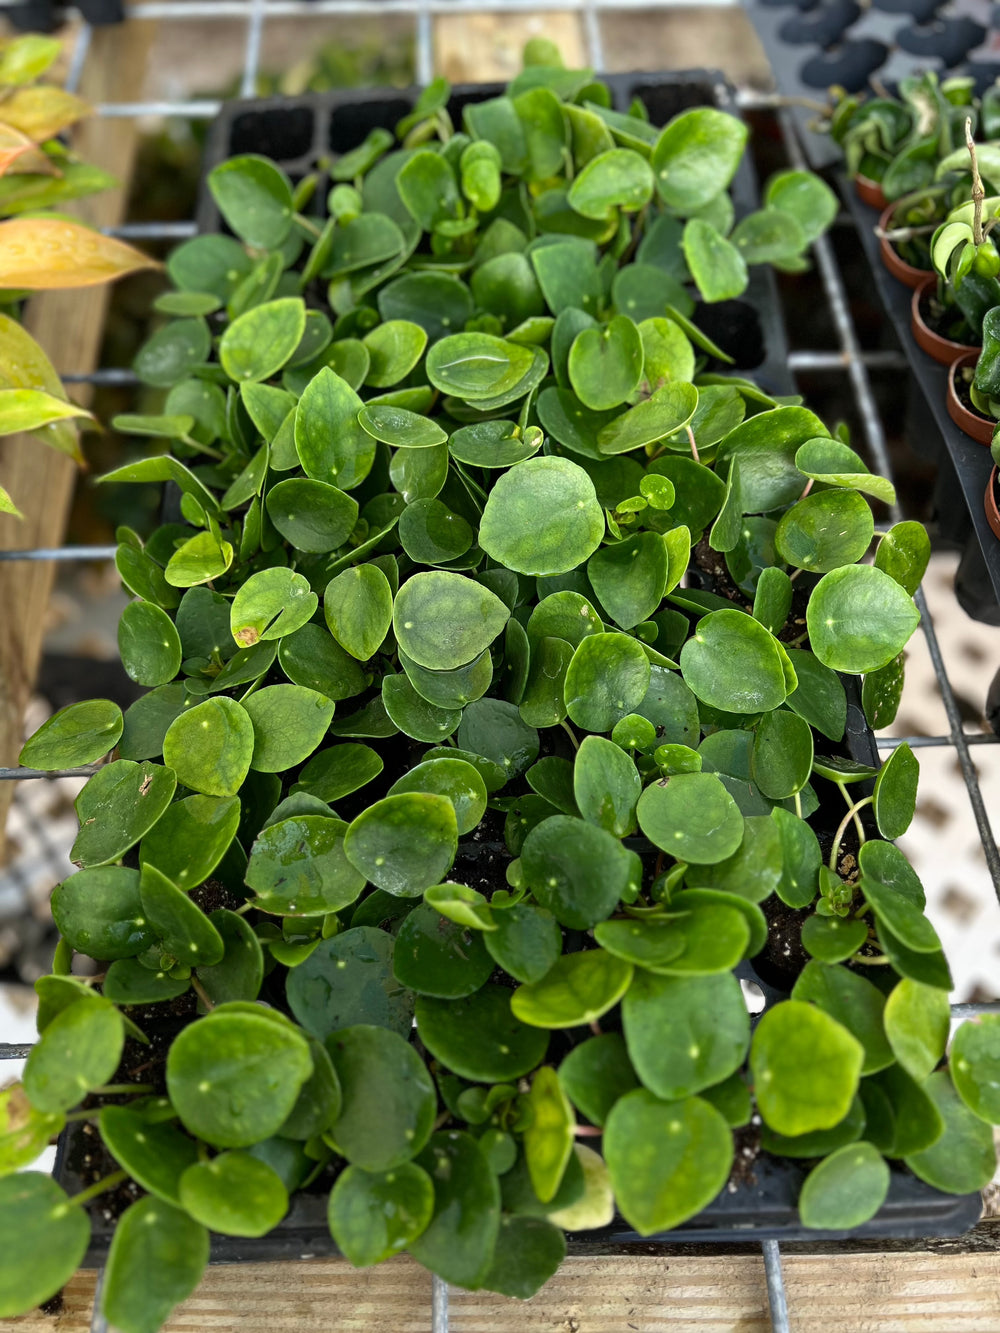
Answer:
[[727, 1121, 762, 1192], [917, 287, 979, 348], [953, 362, 994, 424]]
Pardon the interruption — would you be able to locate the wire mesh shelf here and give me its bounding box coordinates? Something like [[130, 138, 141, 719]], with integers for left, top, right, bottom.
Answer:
[[2, 3, 999, 1331]]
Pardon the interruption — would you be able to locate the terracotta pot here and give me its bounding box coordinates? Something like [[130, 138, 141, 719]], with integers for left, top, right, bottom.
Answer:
[[878, 203, 930, 290], [986, 466, 1000, 540], [946, 350, 995, 445], [911, 276, 979, 366], [855, 173, 887, 211]]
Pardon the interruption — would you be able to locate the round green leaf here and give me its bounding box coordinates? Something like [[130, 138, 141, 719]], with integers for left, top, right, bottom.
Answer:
[[484, 903, 562, 984], [750, 1000, 864, 1136], [604, 1089, 734, 1235], [295, 743, 383, 803], [295, 366, 376, 491], [765, 169, 839, 244], [798, 1141, 890, 1230], [792, 960, 894, 1075], [220, 297, 306, 383], [118, 601, 182, 687], [481, 1213, 567, 1300], [636, 771, 744, 864], [388, 758, 487, 835], [287, 928, 414, 1041], [567, 148, 654, 219], [358, 402, 447, 449], [246, 815, 365, 916], [102, 1196, 209, 1333], [623, 970, 749, 1100], [198, 909, 265, 1005], [951, 1014, 1000, 1123], [751, 709, 814, 799], [883, 978, 950, 1082], [328, 1162, 434, 1267], [133, 318, 211, 389], [24, 996, 123, 1113], [426, 332, 534, 399], [417, 983, 550, 1079], [265, 478, 358, 553], [511, 950, 633, 1029], [139, 793, 241, 890], [682, 219, 747, 302], [363, 320, 428, 388], [324, 562, 393, 662], [326, 1024, 436, 1171], [904, 1070, 998, 1192], [393, 902, 494, 997], [71, 760, 177, 867], [279, 624, 370, 700], [680, 609, 788, 713], [775, 489, 875, 573], [99, 1106, 199, 1206], [167, 1010, 313, 1148], [568, 315, 644, 411], [873, 741, 919, 839], [686, 814, 783, 904], [794, 437, 896, 505], [19, 698, 122, 769], [139, 863, 225, 967], [806, 565, 920, 674], [344, 793, 457, 897], [231, 566, 318, 647], [801, 914, 868, 964], [393, 571, 510, 670], [408, 1131, 501, 1289], [243, 685, 335, 773], [179, 1152, 288, 1237], [522, 813, 636, 928], [558, 1033, 640, 1127], [103, 958, 191, 1005], [0, 1174, 90, 1317], [596, 382, 698, 457], [593, 916, 686, 971], [0, 1085, 64, 1176], [874, 520, 931, 597], [651, 108, 748, 212], [51, 866, 155, 960], [564, 632, 651, 733], [587, 532, 669, 632], [208, 154, 293, 248], [573, 734, 641, 837], [162, 697, 253, 797], [382, 674, 460, 743], [479, 456, 604, 577], [164, 530, 234, 590]]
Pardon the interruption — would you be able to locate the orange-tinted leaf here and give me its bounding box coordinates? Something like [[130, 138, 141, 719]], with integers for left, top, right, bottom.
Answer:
[[0, 124, 53, 178], [0, 218, 159, 289], [0, 88, 91, 141]]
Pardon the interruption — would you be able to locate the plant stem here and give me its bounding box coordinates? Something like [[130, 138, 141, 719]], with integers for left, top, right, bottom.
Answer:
[[235, 901, 255, 915], [63, 1109, 97, 1123], [794, 790, 803, 820], [835, 778, 867, 846], [560, 719, 580, 752], [179, 435, 223, 461], [798, 478, 813, 500], [967, 117, 985, 247], [574, 1124, 603, 1137], [69, 1171, 128, 1209], [191, 974, 215, 1011], [686, 424, 700, 462], [851, 953, 891, 965], [829, 795, 873, 870], [92, 1084, 155, 1097]]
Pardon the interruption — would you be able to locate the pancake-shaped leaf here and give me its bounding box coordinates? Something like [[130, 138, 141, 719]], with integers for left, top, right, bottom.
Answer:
[[873, 1063, 944, 1156], [231, 567, 318, 647], [389, 758, 487, 836], [328, 1161, 434, 1267], [24, 996, 123, 1113], [295, 367, 376, 491], [587, 532, 668, 632], [522, 813, 635, 929], [760, 1094, 866, 1159], [409, 1132, 501, 1289], [363, 320, 427, 389], [862, 652, 905, 731], [382, 674, 460, 743], [379, 270, 474, 342], [568, 147, 654, 218], [862, 872, 940, 954], [771, 807, 821, 908], [99, 1106, 199, 1206], [481, 1214, 567, 1299], [393, 903, 493, 998], [634, 904, 750, 976], [792, 960, 894, 1075], [51, 866, 154, 960], [164, 530, 234, 590], [139, 864, 225, 968], [102, 1196, 208, 1333], [751, 1000, 864, 1136], [558, 1033, 640, 1127], [426, 332, 534, 399], [480, 456, 604, 577], [573, 734, 641, 837], [807, 565, 920, 673], [636, 771, 744, 864], [686, 814, 783, 904], [220, 297, 305, 384], [564, 632, 650, 733], [326, 1024, 436, 1170], [139, 794, 240, 890], [604, 1089, 733, 1235], [296, 743, 383, 803], [243, 685, 335, 773], [208, 154, 293, 248], [71, 760, 177, 867], [358, 402, 446, 449], [951, 1014, 1000, 1123], [568, 315, 644, 410], [167, 1010, 312, 1148], [393, 571, 510, 671], [133, 318, 210, 389], [449, 418, 540, 468], [883, 978, 950, 1081], [730, 207, 805, 265], [324, 562, 393, 662], [683, 219, 747, 302], [651, 107, 748, 212], [279, 625, 370, 701], [162, 697, 253, 797], [874, 520, 931, 597], [680, 609, 788, 713], [801, 914, 868, 964], [775, 489, 875, 574], [873, 741, 919, 839], [511, 950, 633, 1029], [266, 478, 358, 553], [751, 709, 813, 800], [344, 793, 457, 897], [179, 1152, 288, 1237], [752, 566, 793, 636], [794, 437, 895, 505], [623, 970, 749, 1100], [19, 698, 122, 770], [765, 169, 839, 243], [593, 916, 686, 971], [596, 382, 698, 457], [785, 649, 846, 742], [103, 958, 191, 1006], [287, 928, 413, 1040], [197, 909, 265, 1005], [799, 1141, 890, 1230], [524, 1066, 575, 1204], [904, 1070, 997, 1192], [0, 1174, 89, 1317], [117, 602, 182, 688], [418, 983, 549, 1079], [246, 815, 365, 917], [484, 903, 562, 984]]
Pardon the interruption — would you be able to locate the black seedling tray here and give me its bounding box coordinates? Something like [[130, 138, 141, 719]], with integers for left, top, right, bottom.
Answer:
[[746, 0, 1000, 170], [198, 70, 796, 400], [843, 181, 1000, 616], [4, 0, 124, 30]]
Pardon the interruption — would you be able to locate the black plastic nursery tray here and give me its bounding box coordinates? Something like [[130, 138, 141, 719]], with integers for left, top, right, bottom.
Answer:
[[842, 182, 1000, 611], [746, 0, 1000, 170], [197, 70, 796, 401]]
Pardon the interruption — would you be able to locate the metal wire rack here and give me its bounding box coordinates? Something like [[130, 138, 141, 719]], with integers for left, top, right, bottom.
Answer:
[[0, 4, 998, 1332]]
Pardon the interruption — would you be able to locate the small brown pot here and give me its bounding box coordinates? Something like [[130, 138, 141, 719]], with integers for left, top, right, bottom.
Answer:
[[878, 203, 929, 290], [986, 466, 1000, 541], [947, 350, 995, 445], [855, 173, 887, 211], [911, 275, 979, 366]]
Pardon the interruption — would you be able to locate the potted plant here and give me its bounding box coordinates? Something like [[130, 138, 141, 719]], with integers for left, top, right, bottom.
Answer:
[[0, 30, 156, 516], [2, 56, 998, 1332]]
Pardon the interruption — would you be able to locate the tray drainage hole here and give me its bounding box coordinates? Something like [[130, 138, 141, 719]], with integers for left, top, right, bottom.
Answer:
[[800, 38, 890, 91], [741, 979, 767, 1014]]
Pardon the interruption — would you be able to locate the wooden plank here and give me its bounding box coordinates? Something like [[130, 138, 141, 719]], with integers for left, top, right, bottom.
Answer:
[[0, 17, 155, 856], [434, 10, 587, 83], [4, 1248, 1000, 1332]]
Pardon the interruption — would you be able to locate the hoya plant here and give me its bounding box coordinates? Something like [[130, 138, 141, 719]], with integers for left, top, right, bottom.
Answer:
[[0, 31, 157, 515], [931, 122, 1000, 344], [3, 54, 999, 1331]]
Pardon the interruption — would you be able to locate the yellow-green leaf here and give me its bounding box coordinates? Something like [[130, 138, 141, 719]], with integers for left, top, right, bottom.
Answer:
[[0, 87, 90, 141], [0, 388, 92, 438], [0, 218, 158, 289]]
